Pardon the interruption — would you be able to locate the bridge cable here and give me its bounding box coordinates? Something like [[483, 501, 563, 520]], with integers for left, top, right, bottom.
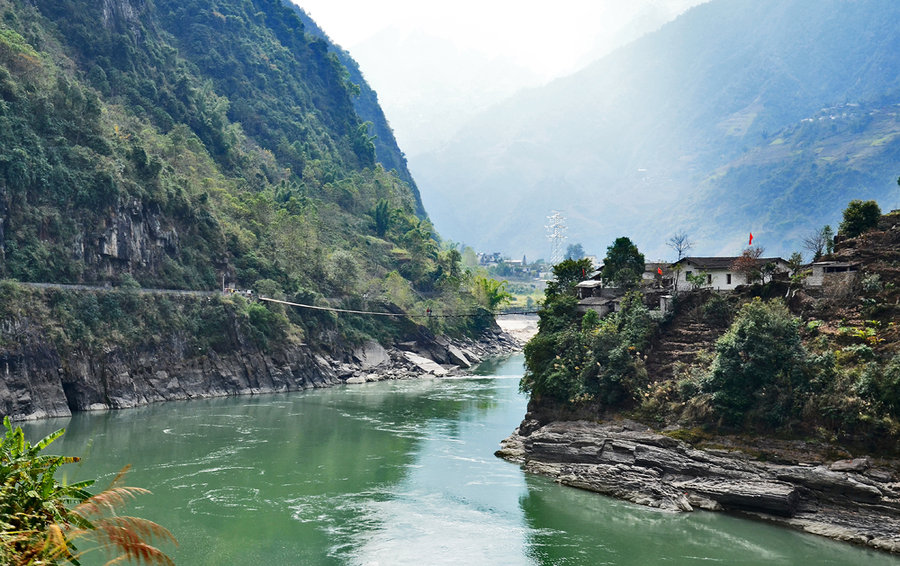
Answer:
[[257, 296, 538, 319]]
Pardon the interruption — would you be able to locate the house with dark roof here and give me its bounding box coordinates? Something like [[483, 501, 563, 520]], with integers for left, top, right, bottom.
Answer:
[[672, 256, 790, 291]]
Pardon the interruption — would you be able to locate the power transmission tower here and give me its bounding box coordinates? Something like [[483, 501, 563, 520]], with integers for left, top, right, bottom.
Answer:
[[546, 211, 567, 266]]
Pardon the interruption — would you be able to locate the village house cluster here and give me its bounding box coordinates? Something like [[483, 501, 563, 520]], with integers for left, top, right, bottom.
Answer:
[[575, 255, 860, 317]]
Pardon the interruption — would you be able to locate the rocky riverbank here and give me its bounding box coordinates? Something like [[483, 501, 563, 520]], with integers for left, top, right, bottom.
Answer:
[[1, 315, 520, 421], [497, 418, 900, 553], [338, 324, 521, 384]]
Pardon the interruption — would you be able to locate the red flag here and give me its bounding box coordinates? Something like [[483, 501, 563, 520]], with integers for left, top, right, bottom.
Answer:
[[749, 233, 753, 246], [657, 267, 663, 275]]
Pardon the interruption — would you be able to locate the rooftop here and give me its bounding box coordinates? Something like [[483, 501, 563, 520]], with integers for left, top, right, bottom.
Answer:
[[673, 256, 787, 270]]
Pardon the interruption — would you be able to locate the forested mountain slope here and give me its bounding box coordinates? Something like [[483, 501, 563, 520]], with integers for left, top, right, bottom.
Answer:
[[415, 0, 900, 259], [0, 0, 453, 302], [285, 2, 426, 218], [0, 0, 494, 419]]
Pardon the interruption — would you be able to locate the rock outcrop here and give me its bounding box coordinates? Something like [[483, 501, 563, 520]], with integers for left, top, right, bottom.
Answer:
[[498, 419, 900, 553], [2, 333, 339, 421], [1, 301, 521, 421]]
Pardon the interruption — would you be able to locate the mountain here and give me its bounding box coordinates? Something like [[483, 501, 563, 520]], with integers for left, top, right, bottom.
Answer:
[[0, 0, 461, 297], [413, 0, 900, 260], [285, 3, 426, 217], [0, 0, 509, 420], [0, 0, 501, 411]]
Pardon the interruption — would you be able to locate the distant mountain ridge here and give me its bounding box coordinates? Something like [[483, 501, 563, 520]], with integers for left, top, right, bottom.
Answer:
[[413, 0, 900, 260]]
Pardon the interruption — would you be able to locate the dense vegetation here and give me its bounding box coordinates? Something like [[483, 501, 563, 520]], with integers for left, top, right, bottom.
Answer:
[[839, 199, 882, 238], [522, 258, 656, 404], [0, 0, 495, 350], [600, 237, 645, 288], [524, 216, 900, 452], [286, 3, 426, 218]]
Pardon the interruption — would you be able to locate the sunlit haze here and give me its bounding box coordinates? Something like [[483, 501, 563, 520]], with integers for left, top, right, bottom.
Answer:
[[293, 0, 706, 80], [292, 0, 707, 157]]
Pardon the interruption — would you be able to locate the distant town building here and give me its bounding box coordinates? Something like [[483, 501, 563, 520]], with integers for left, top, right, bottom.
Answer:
[[477, 252, 504, 266]]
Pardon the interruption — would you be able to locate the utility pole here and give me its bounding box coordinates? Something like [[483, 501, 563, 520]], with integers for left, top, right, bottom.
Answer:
[[546, 211, 567, 266]]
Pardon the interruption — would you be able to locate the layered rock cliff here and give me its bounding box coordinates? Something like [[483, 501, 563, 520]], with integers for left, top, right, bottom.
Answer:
[[498, 419, 900, 553], [0, 283, 519, 421]]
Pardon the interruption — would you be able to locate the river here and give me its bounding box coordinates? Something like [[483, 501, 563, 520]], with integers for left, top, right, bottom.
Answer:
[[22, 354, 900, 565]]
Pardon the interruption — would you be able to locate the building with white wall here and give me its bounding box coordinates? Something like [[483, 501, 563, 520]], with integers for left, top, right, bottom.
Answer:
[[672, 256, 790, 292]]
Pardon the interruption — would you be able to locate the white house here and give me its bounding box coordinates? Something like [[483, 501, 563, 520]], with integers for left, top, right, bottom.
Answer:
[[672, 256, 790, 292]]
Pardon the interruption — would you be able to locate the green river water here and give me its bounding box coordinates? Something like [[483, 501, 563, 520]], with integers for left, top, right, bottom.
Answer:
[[22, 354, 900, 565]]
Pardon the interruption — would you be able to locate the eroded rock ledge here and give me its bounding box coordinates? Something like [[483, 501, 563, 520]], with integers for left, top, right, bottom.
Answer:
[[497, 419, 900, 553], [2, 323, 519, 421]]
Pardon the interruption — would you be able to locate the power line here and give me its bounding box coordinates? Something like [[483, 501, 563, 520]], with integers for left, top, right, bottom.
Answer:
[[258, 296, 538, 319]]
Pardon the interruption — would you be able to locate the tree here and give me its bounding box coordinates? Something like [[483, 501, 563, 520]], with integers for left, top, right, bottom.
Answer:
[[839, 199, 881, 238], [685, 271, 709, 290], [667, 231, 693, 260], [601, 237, 645, 288], [372, 199, 391, 237], [823, 225, 834, 255], [473, 275, 512, 311], [702, 299, 807, 426], [546, 258, 594, 299], [565, 243, 585, 260], [730, 246, 764, 284], [460, 245, 478, 269], [787, 251, 804, 273], [802, 226, 834, 261]]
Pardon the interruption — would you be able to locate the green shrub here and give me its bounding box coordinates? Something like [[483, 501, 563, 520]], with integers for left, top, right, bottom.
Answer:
[[701, 294, 732, 327], [855, 355, 900, 418], [861, 272, 883, 294], [521, 328, 584, 401], [522, 290, 654, 405], [581, 308, 600, 332], [247, 302, 288, 350], [702, 298, 808, 427]]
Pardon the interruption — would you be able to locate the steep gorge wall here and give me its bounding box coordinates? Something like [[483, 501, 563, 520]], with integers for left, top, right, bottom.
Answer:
[[0, 285, 519, 421], [1, 316, 338, 421]]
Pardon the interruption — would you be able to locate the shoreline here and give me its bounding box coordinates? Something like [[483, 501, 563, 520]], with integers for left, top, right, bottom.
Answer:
[[496, 418, 900, 554], [4, 321, 523, 422]]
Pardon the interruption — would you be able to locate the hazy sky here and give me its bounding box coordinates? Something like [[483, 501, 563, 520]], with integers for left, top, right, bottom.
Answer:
[[292, 0, 708, 157], [293, 0, 706, 80]]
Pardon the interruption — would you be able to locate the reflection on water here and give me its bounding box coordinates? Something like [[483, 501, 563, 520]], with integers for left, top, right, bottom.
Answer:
[[21, 354, 900, 565]]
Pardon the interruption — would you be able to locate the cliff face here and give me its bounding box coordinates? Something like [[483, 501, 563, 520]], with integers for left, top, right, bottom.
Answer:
[[0, 281, 520, 421], [0, 295, 337, 420], [86, 200, 183, 277]]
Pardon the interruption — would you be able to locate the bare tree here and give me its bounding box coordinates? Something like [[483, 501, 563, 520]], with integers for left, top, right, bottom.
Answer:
[[802, 225, 834, 261], [731, 246, 764, 284], [667, 231, 693, 260]]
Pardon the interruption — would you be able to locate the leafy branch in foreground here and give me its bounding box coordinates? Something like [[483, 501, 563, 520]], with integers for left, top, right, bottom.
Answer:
[[0, 417, 175, 565]]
